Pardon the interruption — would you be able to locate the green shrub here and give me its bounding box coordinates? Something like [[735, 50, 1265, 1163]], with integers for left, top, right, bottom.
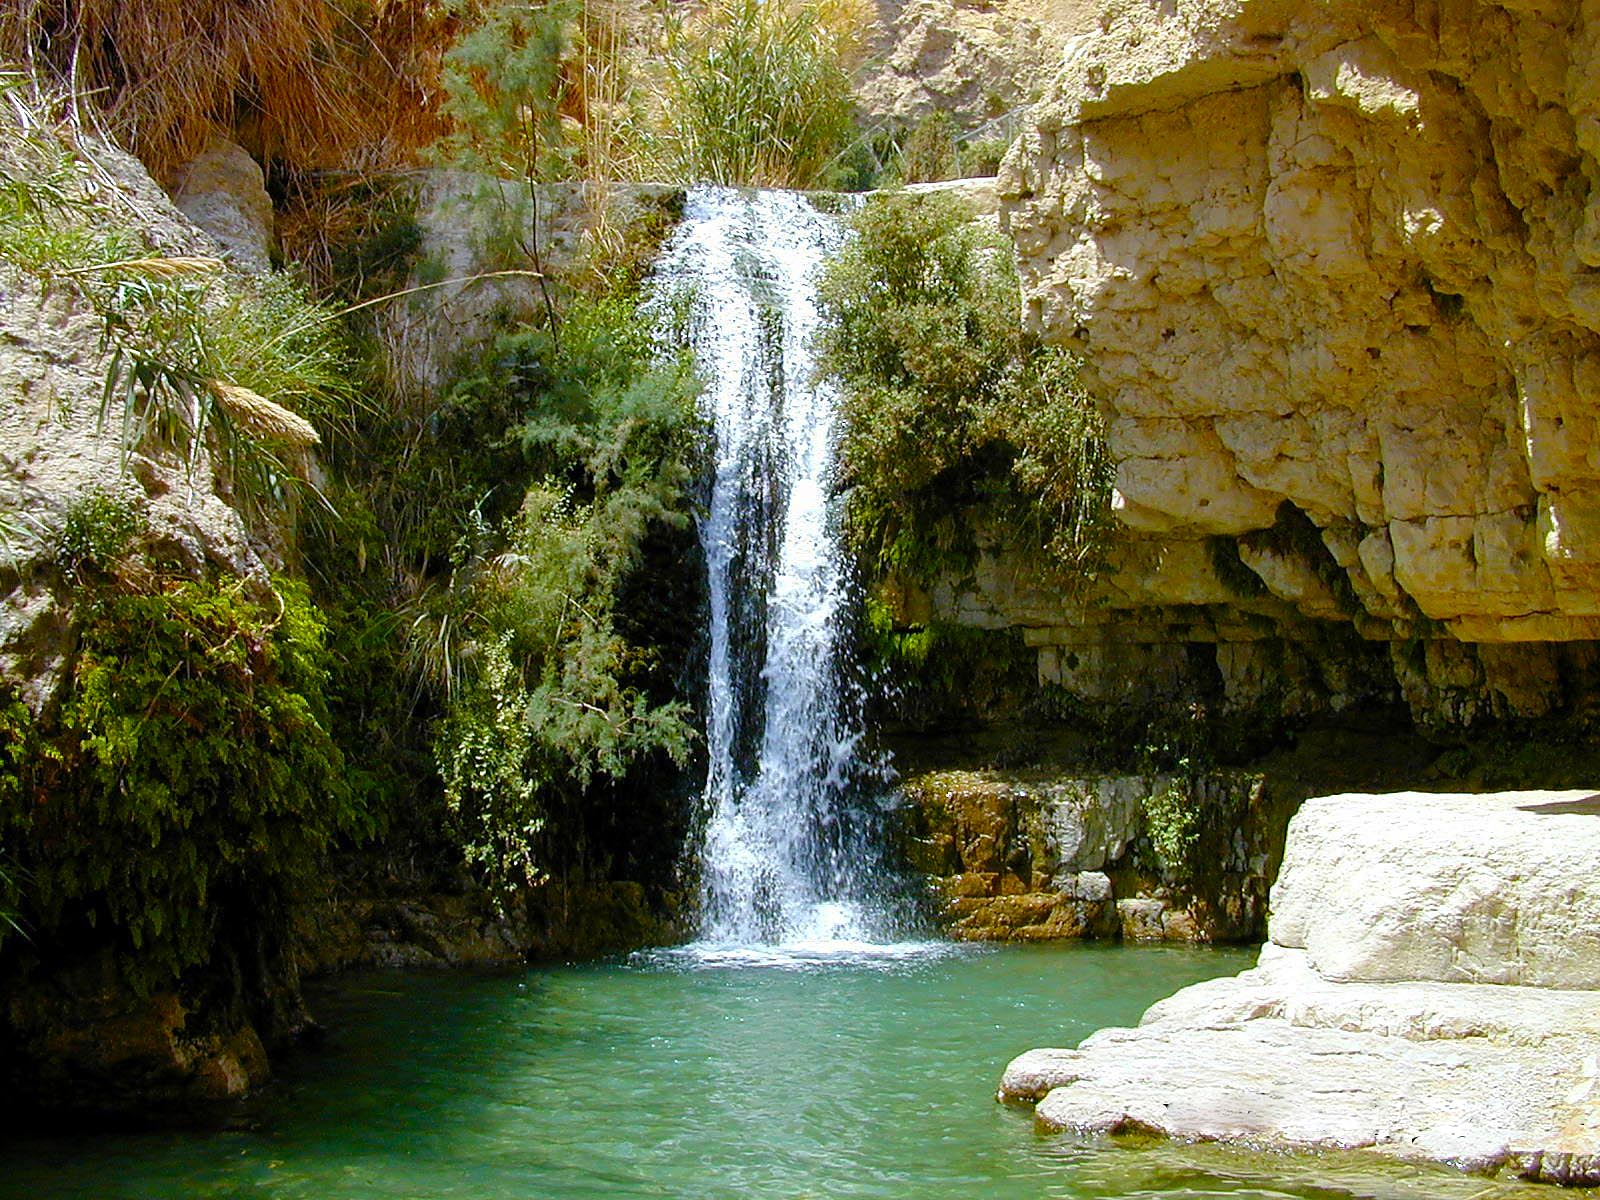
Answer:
[[1139, 771, 1260, 887], [0, 577, 366, 990], [957, 136, 1011, 178], [413, 294, 705, 903], [434, 1, 572, 183], [93, 265, 355, 526], [1142, 781, 1201, 881], [54, 486, 146, 580], [819, 191, 1113, 583], [889, 110, 959, 184], [1002, 347, 1116, 576]]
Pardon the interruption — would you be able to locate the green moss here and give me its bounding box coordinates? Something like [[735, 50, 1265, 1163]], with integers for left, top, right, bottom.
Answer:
[[864, 599, 1037, 733], [1241, 503, 1363, 618], [1206, 535, 1267, 599], [0, 576, 366, 991]]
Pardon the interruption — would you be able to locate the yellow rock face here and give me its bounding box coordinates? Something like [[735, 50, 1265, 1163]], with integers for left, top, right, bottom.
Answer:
[[1001, 0, 1600, 642]]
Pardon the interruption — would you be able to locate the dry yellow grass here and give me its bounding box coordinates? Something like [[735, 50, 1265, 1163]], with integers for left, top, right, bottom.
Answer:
[[0, 0, 455, 179], [61, 255, 225, 278]]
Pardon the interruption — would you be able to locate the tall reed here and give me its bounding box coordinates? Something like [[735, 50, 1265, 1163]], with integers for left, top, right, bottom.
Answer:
[[659, 0, 863, 189]]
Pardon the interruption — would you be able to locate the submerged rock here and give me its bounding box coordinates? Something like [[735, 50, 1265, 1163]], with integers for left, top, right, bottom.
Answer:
[[998, 790, 1600, 1183]]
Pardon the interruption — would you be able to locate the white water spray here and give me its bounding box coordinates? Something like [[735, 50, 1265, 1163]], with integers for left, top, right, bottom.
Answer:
[[651, 187, 905, 951]]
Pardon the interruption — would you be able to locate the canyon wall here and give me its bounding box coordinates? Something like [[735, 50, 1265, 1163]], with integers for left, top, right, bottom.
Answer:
[[950, 0, 1600, 726], [858, 0, 1098, 124]]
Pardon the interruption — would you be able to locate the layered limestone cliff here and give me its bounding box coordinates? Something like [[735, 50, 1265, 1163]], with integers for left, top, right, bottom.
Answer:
[[953, 0, 1600, 726]]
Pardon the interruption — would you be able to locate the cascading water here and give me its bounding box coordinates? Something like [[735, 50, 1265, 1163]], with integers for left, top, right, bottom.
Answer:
[[651, 186, 906, 951]]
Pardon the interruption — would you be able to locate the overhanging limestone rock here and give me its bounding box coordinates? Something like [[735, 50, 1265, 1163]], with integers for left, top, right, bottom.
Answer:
[[1002, 0, 1600, 643]]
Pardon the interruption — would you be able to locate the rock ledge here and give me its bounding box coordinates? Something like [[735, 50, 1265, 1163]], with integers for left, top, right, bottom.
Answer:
[[999, 790, 1600, 1186]]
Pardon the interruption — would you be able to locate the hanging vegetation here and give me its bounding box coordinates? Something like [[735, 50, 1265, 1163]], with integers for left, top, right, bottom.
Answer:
[[0, 573, 365, 992], [818, 190, 1115, 583], [410, 298, 706, 905]]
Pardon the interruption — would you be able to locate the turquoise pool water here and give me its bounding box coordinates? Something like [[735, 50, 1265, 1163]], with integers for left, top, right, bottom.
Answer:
[[0, 942, 1561, 1199]]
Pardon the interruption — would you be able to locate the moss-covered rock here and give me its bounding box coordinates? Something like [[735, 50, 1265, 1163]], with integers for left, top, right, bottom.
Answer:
[[898, 767, 1273, 944]]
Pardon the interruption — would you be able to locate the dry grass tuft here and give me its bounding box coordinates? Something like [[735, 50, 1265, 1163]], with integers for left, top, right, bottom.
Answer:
[[0, 0, 457, 179], [61, 255, 224, 278]]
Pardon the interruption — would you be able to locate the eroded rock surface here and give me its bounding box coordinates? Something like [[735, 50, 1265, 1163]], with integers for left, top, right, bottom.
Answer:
[[0, 137, 273, 710], [901, 768, 1273, 941], [170, 138, 276, 273], [880, 175, 1600, 735], [857, 0, 1097, 125], [998, 789, 1600, 1183], [1002, 0, 1600, 645], [381, 177, 684, 398]]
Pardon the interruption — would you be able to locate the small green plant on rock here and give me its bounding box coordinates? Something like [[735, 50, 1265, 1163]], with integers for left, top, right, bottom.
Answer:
[[54, 486, 146, 581], [1142, 780, 1202, 882]]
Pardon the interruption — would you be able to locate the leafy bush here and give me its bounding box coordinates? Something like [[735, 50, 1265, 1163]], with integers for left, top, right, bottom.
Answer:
[[0, 577, 366, 990], [1142, 781, 1201, 881], [819, 191, 1114, 582], [435, 0, 572, 184], [857, 111, 1017, 189], [54, 486, 146, 581], [412, 294, 705, 903], [888, 110, 960, 184]]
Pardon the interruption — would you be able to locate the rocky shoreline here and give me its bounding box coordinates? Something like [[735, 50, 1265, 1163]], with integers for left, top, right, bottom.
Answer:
[[999, 790, 1600, 1186]]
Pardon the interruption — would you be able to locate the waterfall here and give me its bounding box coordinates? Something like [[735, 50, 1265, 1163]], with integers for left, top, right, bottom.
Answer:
[[651, 186, 904, 951]]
